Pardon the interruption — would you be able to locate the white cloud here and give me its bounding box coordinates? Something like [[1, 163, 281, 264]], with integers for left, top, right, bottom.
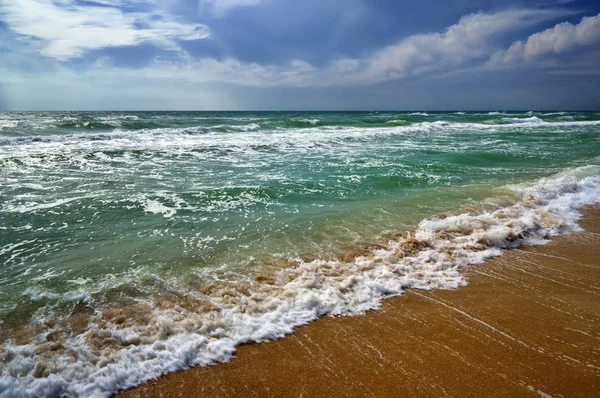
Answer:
[[365, 8, 575, 81], [0, 0, 210, 60], [490, 13, 600, 65]]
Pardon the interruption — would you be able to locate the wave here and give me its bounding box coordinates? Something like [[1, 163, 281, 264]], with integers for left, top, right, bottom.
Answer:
[[542, 112, 567, 116], [502, 116, 545, 124], [481, 116, 546, 125], [0, 120, 19, 130], [211, 123, 262, 132], [55, 122, 117, 130], [292, 118, 320, 126], [1, 165, 599, 397], [384, 119, 411, 125]]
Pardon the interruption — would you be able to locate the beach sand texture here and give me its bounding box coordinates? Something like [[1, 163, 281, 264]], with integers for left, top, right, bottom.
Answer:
[[119, 206, 600, 398]]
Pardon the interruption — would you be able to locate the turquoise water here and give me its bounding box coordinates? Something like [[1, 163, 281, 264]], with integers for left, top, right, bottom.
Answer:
[[1, 111, 600, 396]]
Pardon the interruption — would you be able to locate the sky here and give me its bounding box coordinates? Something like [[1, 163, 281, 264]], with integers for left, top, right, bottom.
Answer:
[[0, 0, 599, 110]]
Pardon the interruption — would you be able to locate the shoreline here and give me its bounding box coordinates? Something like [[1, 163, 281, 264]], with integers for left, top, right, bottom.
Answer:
[[118, 205, 600, 397]]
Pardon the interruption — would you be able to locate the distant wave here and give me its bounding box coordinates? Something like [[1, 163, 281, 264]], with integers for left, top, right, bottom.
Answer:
[[211, 123, 262, 132], [384, 119, 411, 125], [293, 118, 320, 125], [0, 120, 19, 130], [481, 116, 546, 125], [3, 118, 600, 152], [542, 112, 566, 116]]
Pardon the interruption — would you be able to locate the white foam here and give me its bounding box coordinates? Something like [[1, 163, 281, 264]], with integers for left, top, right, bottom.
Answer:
[[1, 196, 90, 214], [501, 116, 545, 124], [123, 192, 190, 219], [213, 123, 262, 132], [142, 199, 176, 218], [1, 165, 599, 397], [0, 120, 18, 130], [295, 118, 320, 125]]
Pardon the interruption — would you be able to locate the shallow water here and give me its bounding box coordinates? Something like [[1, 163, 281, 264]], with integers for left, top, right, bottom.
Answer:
[[1, 111, 600, 397]]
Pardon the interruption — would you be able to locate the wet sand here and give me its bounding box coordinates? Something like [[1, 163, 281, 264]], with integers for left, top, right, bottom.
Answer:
[[119, 206, 600, 398]]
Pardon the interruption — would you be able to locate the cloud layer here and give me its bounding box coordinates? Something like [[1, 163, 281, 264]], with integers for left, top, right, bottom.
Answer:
[[104, 8, 576, 87], [1, 1, 599, 110]]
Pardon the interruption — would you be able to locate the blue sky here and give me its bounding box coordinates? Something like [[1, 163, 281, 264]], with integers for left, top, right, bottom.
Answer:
[[0, 0, 599, 110]]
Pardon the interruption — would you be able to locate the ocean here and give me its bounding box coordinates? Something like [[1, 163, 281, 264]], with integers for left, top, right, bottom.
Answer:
[[1, 111, 600, 397]]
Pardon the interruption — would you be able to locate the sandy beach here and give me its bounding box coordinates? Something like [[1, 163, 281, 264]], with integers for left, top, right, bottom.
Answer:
[[118, 205, 600, 398]]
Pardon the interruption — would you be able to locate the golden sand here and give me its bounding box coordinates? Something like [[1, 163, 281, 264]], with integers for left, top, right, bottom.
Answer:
[[119, 206, 600, 398]]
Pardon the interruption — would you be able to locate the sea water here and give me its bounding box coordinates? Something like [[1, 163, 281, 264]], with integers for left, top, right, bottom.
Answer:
[[1, 111, 600, 397]]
